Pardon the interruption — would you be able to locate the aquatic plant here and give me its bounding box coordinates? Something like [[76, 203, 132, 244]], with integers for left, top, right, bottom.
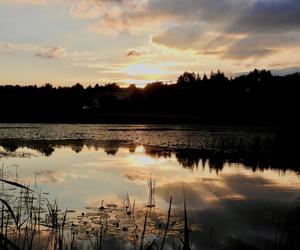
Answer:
[[0, 167, 199, 250], [146, 178, 156, 211], [274, 200, 300, 250]]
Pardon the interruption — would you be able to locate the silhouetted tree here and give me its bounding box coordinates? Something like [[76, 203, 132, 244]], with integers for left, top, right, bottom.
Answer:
[[0, 69, 299, 124]]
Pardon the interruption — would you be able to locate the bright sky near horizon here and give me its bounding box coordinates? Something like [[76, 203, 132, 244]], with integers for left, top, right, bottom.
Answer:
[[0, 0, 300, 86]]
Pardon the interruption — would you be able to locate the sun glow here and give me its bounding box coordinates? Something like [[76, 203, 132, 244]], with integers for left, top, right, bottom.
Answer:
[[128, 154, 158, 166], [124, 63, 172, 78], [134, 145, 145, 153]]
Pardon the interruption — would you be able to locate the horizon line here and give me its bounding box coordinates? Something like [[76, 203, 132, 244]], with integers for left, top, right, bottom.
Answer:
[[1, 67, 300, 88]]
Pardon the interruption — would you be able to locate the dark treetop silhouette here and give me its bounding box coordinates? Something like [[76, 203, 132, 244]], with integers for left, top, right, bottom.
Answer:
[[0, 69, 299, 125]]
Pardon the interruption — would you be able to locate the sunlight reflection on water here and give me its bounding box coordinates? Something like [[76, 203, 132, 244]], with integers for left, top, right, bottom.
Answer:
[[0, 124, 299, 249]]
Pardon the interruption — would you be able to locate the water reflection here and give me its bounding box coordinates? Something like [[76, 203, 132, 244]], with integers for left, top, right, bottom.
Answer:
[[1, 138, 299, 173], [1, 139, 300, 249]]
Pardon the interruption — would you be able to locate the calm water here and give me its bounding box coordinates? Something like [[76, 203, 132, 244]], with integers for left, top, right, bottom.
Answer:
[[0, 124, 299, 249]]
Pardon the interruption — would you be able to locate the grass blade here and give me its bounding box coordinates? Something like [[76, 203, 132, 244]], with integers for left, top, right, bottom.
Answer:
[[0, 198, 18, 226], [183, 194, 190, 250], [160, 196, 172, 250], [140, 212, 148, 250], [0, 179, 33, 192], [0, 234, 21, 250]]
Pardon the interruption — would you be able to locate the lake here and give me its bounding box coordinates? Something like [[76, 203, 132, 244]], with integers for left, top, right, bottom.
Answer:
[[0, 124, 299, 250]]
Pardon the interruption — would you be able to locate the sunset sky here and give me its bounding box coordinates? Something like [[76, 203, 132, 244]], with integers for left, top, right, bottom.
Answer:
[[0, 0, 300, 86]]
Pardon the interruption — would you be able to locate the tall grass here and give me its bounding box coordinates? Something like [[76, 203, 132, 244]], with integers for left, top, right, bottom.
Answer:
[[0, 175, 195, 250]]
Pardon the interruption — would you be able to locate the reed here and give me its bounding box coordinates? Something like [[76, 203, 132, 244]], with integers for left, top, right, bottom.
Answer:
[[1, 174, 195, 250], [183, 193, 190, 250], [160, 196, 172, 250], [146, 178, 156, 211], [274, 200, 300, 250], [139, 211, 148, 250]]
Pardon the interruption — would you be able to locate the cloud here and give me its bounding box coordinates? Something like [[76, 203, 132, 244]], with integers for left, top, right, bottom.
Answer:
[[5, 1, 300, 39], [152, 23, 206, 50], [0, 42, 93, 60], [59, 0, 173, 35], [228, 0, 300, 34], [35, 46, 66, 59], [223, 33, 300, 60], [148, 0, 248, 23], [126, 50, 142, 57], [225, 47, 274, 60], [34, 170, 66, 183], [14, 0, 299, 60], [124, 169, 149, 184], [149, 0, 300, 61], [68, 0, 126, 19], [88, 11, 169, 36], [2, 0, 300, 81], [0, 42, 39, 53], [148, 0, 300, 35], [197, 50, 222, 56]]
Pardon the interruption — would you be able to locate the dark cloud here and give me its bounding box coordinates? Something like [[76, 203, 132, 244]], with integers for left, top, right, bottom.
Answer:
[[7, 0, 300, 64], [148, 0, 244, 23], [149, 0, 300, 60], [72, 1, 300, 62], [223, 33, 300, 59], [224, 47, 275, 60], [149, 0, 300, 35], [197, 50, 223, 56], [126, 50, 142, 57], [229, 0, 300, 34]]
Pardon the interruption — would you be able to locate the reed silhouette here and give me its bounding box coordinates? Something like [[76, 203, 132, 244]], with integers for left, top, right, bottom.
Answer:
[[0, 177, 194, 250]]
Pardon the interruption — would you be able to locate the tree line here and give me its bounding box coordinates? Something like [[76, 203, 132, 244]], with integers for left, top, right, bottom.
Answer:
[[0, 69, 299, 124]]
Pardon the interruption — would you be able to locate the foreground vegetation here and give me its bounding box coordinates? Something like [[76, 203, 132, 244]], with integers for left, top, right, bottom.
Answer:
[[0, 177, 197, 250], [1, 174, 300, 250]]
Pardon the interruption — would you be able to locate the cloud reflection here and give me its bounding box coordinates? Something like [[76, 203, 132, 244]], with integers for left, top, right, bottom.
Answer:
[[2, 138, 300, 249]]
